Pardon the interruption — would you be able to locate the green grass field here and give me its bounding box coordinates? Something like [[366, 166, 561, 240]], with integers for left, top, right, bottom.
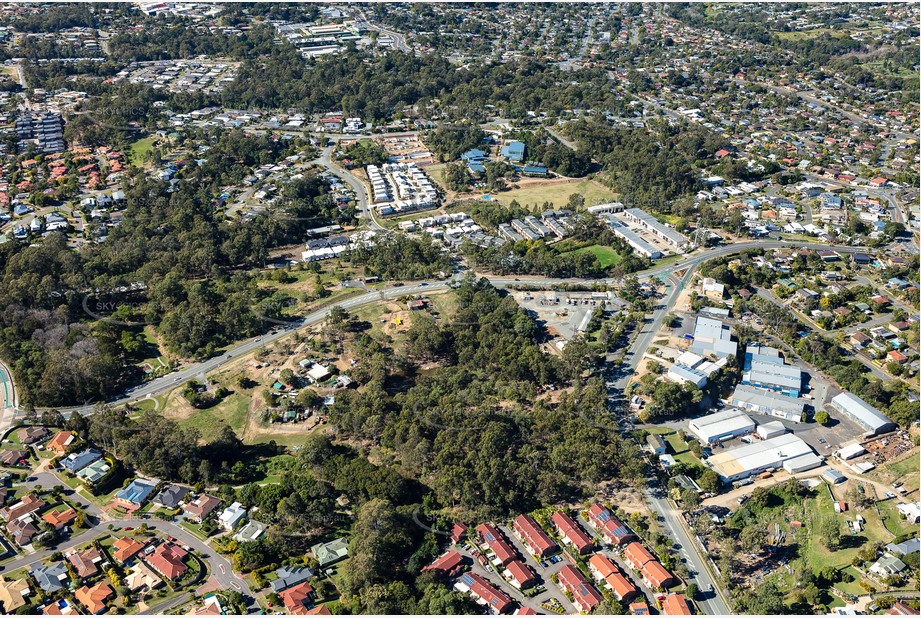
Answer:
[[178, 394, 250, 441], [490, 179, 617, 209], [129, 136, 158, 165], [563, 245, 623, 268]]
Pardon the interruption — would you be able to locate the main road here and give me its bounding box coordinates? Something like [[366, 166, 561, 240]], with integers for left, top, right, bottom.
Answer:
[[0, 241, 873, 426], [0, 239, 884, 616]]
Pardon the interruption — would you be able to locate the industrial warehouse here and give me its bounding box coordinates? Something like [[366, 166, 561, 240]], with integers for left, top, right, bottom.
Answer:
[[688, 409, 756, 445], [828, 392, 897, 436], [706, 433, 823, 483], [730, 384, 807, 423]]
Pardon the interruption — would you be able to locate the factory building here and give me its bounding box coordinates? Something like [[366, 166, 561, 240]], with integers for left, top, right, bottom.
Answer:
[[741, 345, 802, 397], [706, 433, 821, 482], [690, 317, 738, 359], [828, 392, 896, 436], [730, 384, 806, 423], [688, 409, 756, 445]]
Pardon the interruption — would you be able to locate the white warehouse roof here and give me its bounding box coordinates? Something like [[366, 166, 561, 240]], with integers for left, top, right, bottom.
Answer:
[[688, 409, 755, 444], [707, 433, 817, 482], [829, 392, 896, 435]]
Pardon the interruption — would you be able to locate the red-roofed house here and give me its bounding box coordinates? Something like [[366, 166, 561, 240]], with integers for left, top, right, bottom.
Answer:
[[869, 177, 889, 188], [641, 560, 675, 590], [476, 523, 517, 566], [606, 572, 638, 602], [458, 572, 513, 614], [587, 553, 618, 581], [422, 551, 465, 578], [586, 504, 635, 545], [75, 582, 113, 615], [511, 514, 557, 557], [112, 537, 146, 563], [887, 350, 908, 365], [46, 431, 76, 456], [145, 543, 188, 580], [280, 581, 316, 615], [550, 512, 594, 555], [623, 542, 655, 570], [557, 564, 603, 613], [182, 495, 221, 523], [450, 522, 468, 544], [662, 593, 692, 615], [630, 601, 651, 615], [504, 560, 536, 589], [68, 547, 103, 578]]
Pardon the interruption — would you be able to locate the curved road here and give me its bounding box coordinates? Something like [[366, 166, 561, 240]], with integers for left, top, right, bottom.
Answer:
[[7, 472, 258, 612], [0, 240, 876, 426]]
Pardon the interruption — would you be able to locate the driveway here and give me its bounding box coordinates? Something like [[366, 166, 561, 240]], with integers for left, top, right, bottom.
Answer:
[[9, 473, 259, 613]]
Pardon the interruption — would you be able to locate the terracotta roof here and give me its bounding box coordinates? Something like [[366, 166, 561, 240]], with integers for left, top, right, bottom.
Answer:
[[281, 581, 315, 615], [512, 514, 557, 557], [75, 582, 113, 614], [46, 431, 75, 455], [662, 593, 692, 615], [42, 507, 77, 528], [113, 537, 146, 563]]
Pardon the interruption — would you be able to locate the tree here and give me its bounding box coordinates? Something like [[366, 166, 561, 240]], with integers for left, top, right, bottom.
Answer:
[[686, 583, 699, 599], [698, 469, 721, 494], [814, 409, 830, 426], [819, 516, 841, 551], [739, 525, 763, 554], [681, 488, 701, 508]]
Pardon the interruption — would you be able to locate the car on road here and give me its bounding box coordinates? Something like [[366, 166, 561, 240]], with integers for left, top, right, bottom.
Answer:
[[818, 438, 826, 444]]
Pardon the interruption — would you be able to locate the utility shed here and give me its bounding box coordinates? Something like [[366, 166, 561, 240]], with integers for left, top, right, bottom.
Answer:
[[836, 443, 867, 461]]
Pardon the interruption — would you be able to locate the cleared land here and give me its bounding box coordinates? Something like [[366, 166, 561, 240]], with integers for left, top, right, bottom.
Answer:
[[562, 244, 623, 268], [490, 178, 617, 208]]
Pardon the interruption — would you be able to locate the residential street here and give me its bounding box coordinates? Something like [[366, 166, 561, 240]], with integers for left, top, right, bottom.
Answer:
[[5, 472, 259, 612]]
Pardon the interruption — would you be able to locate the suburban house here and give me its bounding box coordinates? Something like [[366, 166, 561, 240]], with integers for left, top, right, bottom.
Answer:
[[182, 495, 221, 523], [661, 593, 692, 615], [587, 553, 637, 602], [8, 517, 39, 546], [61, 449, 103, 474], [41, 507, 77, 531], [556, 564, 603, 613], [550, 511, 594, 555], [68, 547, 103, 579], [281, 581, 316, 615], [32, 563, 68, 594], [0, 449, 28, 466], [0, 493, 45, 522], [218, 502, 247, 531], [270, 566, 315, 594], [0, 577, 32, 612], [75, 582, 113, 615], [125, 562, 163, 593], [153, 485, 189, 510], [422, 551, 465, 579], [146, 544, 188, 580], [113, 537, 146, 563], [17, 426, 50, 444], [503, 560, 537, 589], [114, 479, 157, 510], [311, 537, 349, 567], [235, 520, 267, 543], [624, 542, 655, 571], [511, 514, 557, 557], [586, 504, 635, 545], [46, 431, 76, 456], [641, 560, 676, 590]]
